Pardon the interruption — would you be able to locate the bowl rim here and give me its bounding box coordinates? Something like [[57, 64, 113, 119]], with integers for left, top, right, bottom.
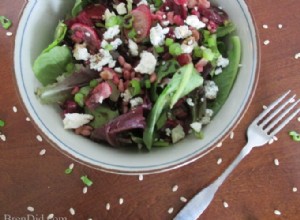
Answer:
[[13, 0, 261, 175]]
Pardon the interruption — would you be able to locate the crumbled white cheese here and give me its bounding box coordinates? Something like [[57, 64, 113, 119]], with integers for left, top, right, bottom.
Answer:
[[89, 49, 115, 72], [101, 40, 109, 49], [174, 25, 192, 39], [149, 4, 156, 12], [150, 24, 169, 47], [185, 15, 206, 29], [205, 109, 214, 117], [130, 97, 144, 107], [137, 0, 148, 6], [161, 20, 170, 27], [165, 128, 172, 136], [181, 39, 197, 53], [110, 38, 123, 50], [204, 80, 219, 99], [217, 55, 229, 68], [103, 9, 116, 21], [134, 51, 157, 75], [186, 98, 195, 106], [63, 113, 94, 129], [103, 25, 120, 40], [128, 39, 139, 56], [121, 89, 132, 102], [73, 44, 90, 61], [171, 125, 185, 143], [114, 67, 123, 73], [201, 116, 211, 125], [214, 67, 222, 75], [190, 122, 202, 133], [114, 3, 127, 15]]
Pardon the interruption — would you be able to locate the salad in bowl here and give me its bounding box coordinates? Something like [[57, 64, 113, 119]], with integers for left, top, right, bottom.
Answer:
[[32, 0, 241, 151]]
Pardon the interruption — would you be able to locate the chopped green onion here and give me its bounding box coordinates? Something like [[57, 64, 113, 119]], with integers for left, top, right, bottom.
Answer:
[[79, 86, 91, 96], [105, 16, 123, 28], [194, 131, 204, 139], [104, 44, 114, 51], [89, 79, 99, 88], [155, 46, 164, 54], [123, 14, 134, 29], [0, 119, 5, 127], [74, 93, 85, 107], [289, 130, 300, 142], [165, 38, 174, 46], [169, 43, 182, 56], [128, 28, 137, 39], [64, 168, 73, 174], [130, 79, 141, 96], [145, 79, 151, 89], [0, 16, 12, 30], [81, 175, 93, 187], [193, 46, 202, 58]]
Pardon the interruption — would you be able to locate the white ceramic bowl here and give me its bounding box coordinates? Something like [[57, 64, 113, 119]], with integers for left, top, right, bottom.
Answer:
[[14, 0, 259, 174]]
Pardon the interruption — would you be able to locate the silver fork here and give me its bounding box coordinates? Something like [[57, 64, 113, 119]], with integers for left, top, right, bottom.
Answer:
[[174, 90, 300, 220]]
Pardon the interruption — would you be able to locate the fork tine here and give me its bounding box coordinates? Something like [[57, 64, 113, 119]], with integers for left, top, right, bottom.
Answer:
[[254, 90, 291, 123], [269, 107, 300, 137], [260, 94, 296, 127]]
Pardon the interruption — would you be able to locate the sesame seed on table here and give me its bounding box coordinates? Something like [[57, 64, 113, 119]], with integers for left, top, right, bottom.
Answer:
[[1, 0, 300, 219]]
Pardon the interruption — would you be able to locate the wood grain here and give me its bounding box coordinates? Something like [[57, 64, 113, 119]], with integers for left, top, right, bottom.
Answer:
[[1, 0, 300, 219]]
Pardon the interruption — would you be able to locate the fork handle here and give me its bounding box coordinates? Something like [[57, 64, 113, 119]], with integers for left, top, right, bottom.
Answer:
[[174, 142, 254, 220]]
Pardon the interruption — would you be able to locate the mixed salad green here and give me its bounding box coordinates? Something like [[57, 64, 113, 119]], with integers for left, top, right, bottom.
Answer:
[[33, 0, 241, 150]]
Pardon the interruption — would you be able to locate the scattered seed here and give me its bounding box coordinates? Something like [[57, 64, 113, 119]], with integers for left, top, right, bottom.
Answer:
[[12, 106, 18, 113], [69, 207, 75, 215], [39, 149, 46, 156], [172, 185, 179, 192], [273, 136, 278, 141], [298, 117, 300, 122], [274, 158, 279, 166], [278, 24, 283, 29], [138, 174, 144, 181], [295, 53, 300, 59], [216, 142, 222, 148], [262, 24, 268, 29], [119, 198, 124, 205], [106, 203, 111, 210], [0, 134, 6, 142], [83, 186, 88, 194], [36, 135, 43, 142], [69, 163, 74, 170], [47, 214, 54, 220], [289, 97, 296, 103], [217, 158, 223, 165], [6, 31, 13, 36], [268, 139, 274, 145], [263, 40, 270, 45], [230, 131, 234, 139], [223, 201, 229, 208], [168, 207, 174, 214], [263, 105, 268, 110], [180, 196, 187, 203], [274, 210, 281, 216], [27, 206, 34, 212], [26, 117, 31, 121], [293, 187, 298, 192]]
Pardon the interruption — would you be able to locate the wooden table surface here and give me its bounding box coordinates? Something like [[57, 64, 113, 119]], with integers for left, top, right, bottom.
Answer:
[[1, 0, 300, 219]]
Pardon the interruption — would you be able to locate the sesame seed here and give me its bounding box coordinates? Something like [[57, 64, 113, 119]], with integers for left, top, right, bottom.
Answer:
[[289, 97, 296, 103], [274, 210, 281, 216], [119, 198, 124, 205], [138, 174, 144, 181], [168, 207, 174, 214], [6, 32, 13, 36], [217, 158, 223, 165], [106, 203, 111, 210], [27, 206, 34, 212], [180, 196, 187, 203], [39, 149, 46, 156], [12, 106, 18, 113], [268, 139, 274, 145], [273, 136, 278, 141], [47, 214, 54, 220], [69, 163, 74, 169], [274, 158, 279, 166], [223, 201, 229, 208], [293, 187, 298, 192], [262, 24, 268, 29], [36, 135, 43, 142], [295, 53, 300, 59], [83, 186, 88, 194], [263, 40, 270, 45], [230, 131, 234, 139], [263, 105, 268, 110], [172, 185, 179, 192], [69, 207, 75, 215], [26, 117, 31, 121], [278, 24, 283, 29], [298, 117, 300, 122], [0, 134, 6, 142], [216, 142, 222, 148]]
